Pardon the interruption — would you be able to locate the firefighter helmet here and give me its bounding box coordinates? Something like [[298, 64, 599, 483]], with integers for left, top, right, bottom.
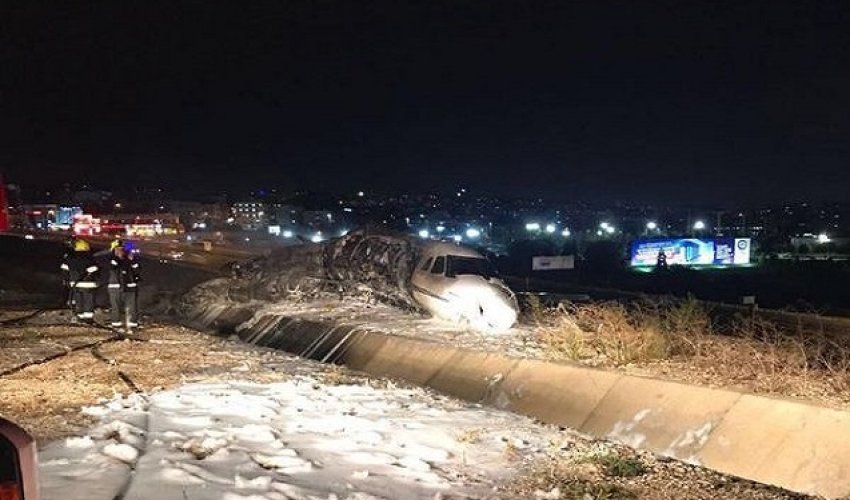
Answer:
[[73, 239, 90, 252]]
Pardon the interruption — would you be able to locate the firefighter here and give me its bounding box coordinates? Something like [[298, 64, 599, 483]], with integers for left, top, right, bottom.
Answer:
[[60, 239, 100, 323], [108, 241, 141, 331]]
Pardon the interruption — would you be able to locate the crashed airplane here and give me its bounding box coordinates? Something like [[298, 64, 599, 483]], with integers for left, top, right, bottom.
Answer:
[[181, 228, 519, 332], [411, 242, 518, 331]]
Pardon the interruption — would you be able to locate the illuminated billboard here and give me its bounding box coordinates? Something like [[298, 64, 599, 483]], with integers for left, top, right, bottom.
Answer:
[[630, 238, 751, 267]]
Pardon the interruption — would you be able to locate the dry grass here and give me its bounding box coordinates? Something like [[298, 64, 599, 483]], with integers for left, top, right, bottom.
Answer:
[[532, 297, 850, 408], [0, 350, 120, 441], [318, 364, 362, 386], [534, 300, 690, 366]]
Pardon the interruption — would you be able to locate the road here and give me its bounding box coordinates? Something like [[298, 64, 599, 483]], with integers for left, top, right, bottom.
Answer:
[[6, 230, 267, 272]]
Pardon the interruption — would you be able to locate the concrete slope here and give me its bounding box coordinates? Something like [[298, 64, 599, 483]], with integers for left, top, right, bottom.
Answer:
[[187, 305, 850, 498]]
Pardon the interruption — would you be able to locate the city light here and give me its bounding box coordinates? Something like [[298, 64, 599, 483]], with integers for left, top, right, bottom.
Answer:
[[311, 232, 323, 243], [452, 234, 462, 242], [418, 229, 430, 239], [436, 225, 446, 233], [339, 228, 349, 236], [545, 224, 556, 234], [694, 220, 707, 230], [465, 227, 481, 239], [561, 228, 570, 237], [646, 221, 658, 230], [597, 222, 615, 235], [357, 191, 364, 197], [282, 230, 294, 238], [525, 222, 541, 231], [817, 233, 831, 243]]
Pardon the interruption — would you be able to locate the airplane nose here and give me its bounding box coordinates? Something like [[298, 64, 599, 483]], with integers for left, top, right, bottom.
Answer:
[[443, 280, 519, 332], [478, 290, 518, 331]]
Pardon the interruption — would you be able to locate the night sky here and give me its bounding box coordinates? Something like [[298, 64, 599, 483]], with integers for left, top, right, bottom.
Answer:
[[2, 1, 850, 204]]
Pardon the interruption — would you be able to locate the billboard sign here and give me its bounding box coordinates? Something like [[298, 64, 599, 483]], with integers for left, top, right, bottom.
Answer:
[[55, 206, 82, 226], [532, 255, 575, 270], [630, 238, 751, 267]]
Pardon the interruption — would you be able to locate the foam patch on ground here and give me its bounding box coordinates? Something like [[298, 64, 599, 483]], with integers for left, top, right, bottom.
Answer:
[[40, 376, 560, 499]]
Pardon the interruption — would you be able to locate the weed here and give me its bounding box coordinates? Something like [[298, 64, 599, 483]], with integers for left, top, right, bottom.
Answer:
[[499, 457, 638, 499], [458, 427, 485, 444], [320, 365, 359, 386], [591, 452, 647, 478], [503, 441, 522, 461]]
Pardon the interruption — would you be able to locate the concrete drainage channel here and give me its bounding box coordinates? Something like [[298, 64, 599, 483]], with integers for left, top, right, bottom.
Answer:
[[187, 304, 850, 499]]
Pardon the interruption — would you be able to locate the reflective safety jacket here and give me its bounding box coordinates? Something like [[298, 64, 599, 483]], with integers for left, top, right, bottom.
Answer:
[[60, 251, 100, 288], [107, 254, 141, 291]]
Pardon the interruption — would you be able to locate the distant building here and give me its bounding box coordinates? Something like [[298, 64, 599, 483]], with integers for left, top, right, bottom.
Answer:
[[302, 210, 337, 229], [73, 212, 183, 238], [231, 201, 267, 230], [21, 204, 58, 229], [0, 175, 9, 232], [267, 203, 303, 226]]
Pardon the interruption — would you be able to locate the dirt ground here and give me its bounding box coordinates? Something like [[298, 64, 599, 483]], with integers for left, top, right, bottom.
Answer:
[[0, 309, 291, 442], [496, 442, 811, 500]]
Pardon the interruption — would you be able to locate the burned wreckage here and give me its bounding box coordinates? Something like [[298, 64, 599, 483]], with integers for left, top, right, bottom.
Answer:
[[182, 229, 519, 332]]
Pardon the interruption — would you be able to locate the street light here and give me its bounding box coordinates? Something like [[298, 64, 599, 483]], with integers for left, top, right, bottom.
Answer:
[[693, 220, 706, 231], [545, 224, 556, 234], [817, 233, 831, 244], [465, 228, 481, 239], [525, 222, 541, 231], [646, 221, 658, 231], [561, 228, 571, 237], [418, 229, 430, 239]]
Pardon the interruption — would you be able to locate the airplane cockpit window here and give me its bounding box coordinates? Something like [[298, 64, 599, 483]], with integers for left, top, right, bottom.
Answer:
[[446, 256, 496, 279], [431, 256, 446, 275], [420, 257, 433, 271]]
